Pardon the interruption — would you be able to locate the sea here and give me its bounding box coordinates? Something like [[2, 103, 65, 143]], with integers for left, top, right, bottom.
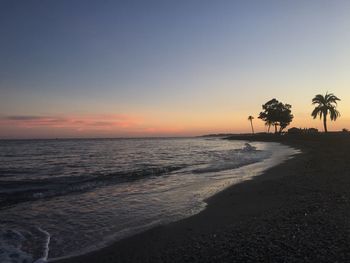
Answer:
[[0, 137, 298, 263]]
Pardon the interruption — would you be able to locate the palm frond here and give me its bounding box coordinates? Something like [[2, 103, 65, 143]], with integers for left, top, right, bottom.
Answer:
[[329, 107, 340, 121], [311, 107, 322, 119], [312, 94, 326, 105], [325, 93, 340, 104]]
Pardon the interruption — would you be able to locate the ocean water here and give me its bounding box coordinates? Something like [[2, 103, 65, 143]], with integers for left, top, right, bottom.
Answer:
[[0, 137, 298, 263]]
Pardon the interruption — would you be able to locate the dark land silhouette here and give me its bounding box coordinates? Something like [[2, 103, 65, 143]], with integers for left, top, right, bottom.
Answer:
[[246, 93, 341, 135]]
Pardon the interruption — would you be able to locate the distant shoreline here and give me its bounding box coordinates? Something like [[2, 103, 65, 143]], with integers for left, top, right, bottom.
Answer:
[[0, 131, 347, 141], [56, 133, 350, 263]]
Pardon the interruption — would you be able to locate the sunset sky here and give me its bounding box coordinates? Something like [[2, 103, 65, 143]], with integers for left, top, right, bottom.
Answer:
[[1, 0, 350, 138]]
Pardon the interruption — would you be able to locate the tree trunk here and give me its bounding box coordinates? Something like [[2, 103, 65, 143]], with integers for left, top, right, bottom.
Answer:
[[250, 120, 254, 134], [323, 114, 328, 133], [274, 124, 278, 134]]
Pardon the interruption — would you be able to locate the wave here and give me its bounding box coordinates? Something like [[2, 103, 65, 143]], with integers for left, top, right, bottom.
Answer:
[[0, 226, 52, 263], [0, 165, 186, 208], [193, 143, 271, 174], [0, 143, 270, 209], [0, 228, 33, 263]]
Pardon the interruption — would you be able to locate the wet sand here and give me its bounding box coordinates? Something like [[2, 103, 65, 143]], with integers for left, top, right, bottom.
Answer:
[[56, 133, 350, 263]]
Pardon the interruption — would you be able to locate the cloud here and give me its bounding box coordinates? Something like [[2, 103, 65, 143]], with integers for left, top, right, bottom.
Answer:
[[5, 115, 46, 121], [0, 114, 143, 131], [0, 114, 194, 138]]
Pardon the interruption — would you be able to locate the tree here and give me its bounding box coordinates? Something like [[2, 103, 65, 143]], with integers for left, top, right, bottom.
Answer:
[[258, 99, 294, 134], [248, 116, 255, 134], [311, 93, 340, 133]]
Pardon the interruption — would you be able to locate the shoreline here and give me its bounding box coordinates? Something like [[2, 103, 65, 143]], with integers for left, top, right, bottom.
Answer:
[[55, 134, 350, 262], [50, 140, 297, 262]]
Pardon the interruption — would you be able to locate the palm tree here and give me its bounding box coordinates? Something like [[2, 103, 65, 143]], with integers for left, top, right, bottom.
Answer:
[[248, 116, 255, 134], [311, 93, 341, 132]]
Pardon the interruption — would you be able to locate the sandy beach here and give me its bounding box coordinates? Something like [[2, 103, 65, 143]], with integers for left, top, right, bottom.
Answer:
[[55, 133, 350, 263]]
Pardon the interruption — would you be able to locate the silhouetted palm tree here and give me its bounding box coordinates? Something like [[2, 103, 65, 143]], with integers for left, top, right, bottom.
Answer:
[[248, 116, 255, 134], [311, 93, 340, 132]]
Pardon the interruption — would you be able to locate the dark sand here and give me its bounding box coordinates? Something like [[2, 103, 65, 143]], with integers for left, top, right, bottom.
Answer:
[[56, 133, 350, 263]]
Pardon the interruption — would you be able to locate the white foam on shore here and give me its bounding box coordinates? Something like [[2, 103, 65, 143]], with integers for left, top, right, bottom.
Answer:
[[34, 227, 51, 263]]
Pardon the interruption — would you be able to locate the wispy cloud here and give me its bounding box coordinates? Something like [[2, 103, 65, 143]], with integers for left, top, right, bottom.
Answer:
[[0, 114, 143, 131], [0, 114, 198, 138], [6, 115, 47, 121]]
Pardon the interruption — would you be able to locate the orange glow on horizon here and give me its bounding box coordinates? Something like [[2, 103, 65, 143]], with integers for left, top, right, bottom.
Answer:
[[1, 108, 349, 139], [1, 92, 350, 139]]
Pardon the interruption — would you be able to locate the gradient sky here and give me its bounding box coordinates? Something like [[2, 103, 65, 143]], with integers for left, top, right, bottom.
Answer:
[[1, 0, 350, 138]]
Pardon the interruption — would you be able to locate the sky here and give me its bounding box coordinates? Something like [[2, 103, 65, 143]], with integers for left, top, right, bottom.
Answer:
[[1, 0, 350, 138]]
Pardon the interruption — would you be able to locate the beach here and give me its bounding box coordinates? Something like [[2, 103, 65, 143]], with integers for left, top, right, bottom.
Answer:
[[2, 2, 349, 263], [55, 133, 350, 262]]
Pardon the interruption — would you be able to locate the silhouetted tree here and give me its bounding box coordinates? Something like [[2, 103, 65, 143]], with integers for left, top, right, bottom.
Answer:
[[258, 99, 294, 134], [248, 116, 254, 134], [311, 93, 340, 133]]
